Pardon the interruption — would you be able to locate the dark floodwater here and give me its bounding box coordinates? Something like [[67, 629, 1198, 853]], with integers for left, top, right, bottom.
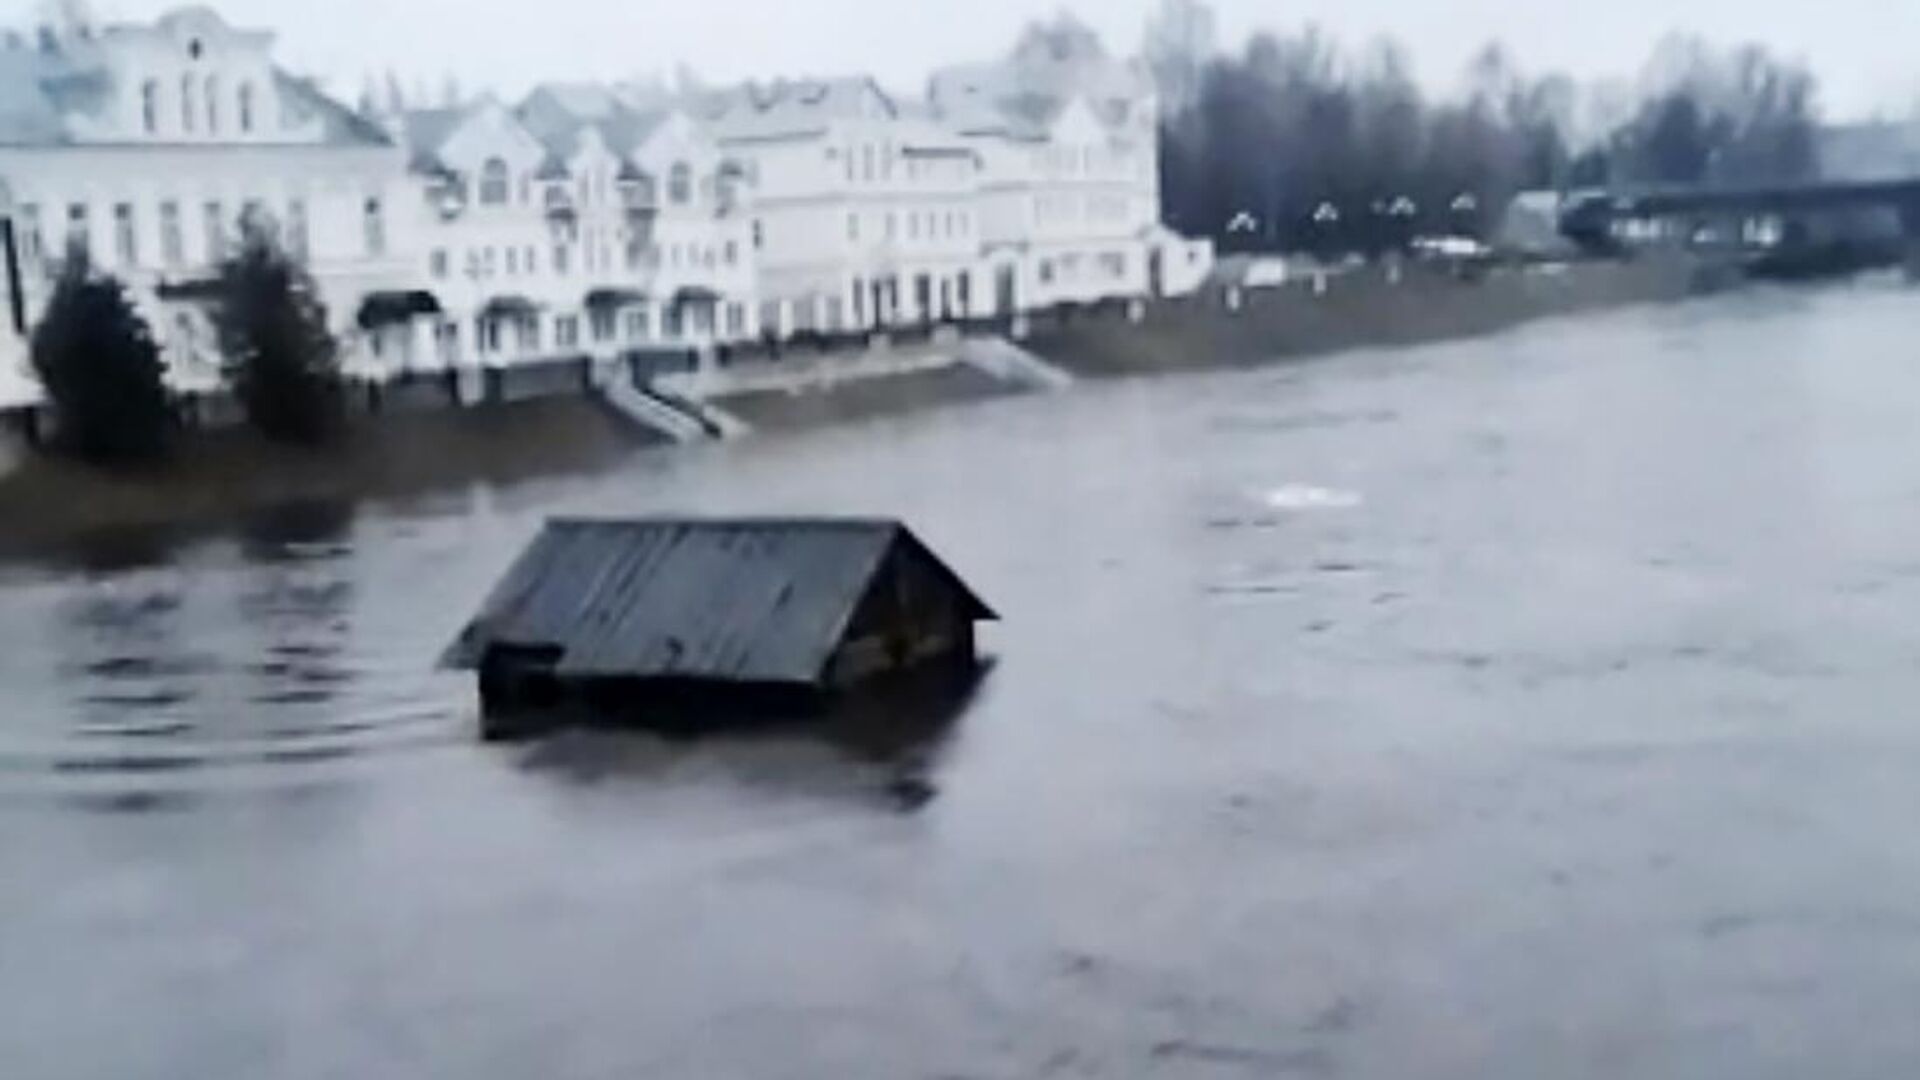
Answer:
[[7, 282, 1920, 1079]]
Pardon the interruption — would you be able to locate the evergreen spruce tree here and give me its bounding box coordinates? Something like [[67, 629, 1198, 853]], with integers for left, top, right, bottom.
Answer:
[[29, 243, 174, 465]]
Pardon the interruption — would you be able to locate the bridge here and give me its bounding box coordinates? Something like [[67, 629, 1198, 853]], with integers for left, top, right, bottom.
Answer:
[[1560, 177, 1920, 253]]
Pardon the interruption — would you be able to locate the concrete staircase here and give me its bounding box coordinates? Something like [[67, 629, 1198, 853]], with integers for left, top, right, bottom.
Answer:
[[649, 383, 751, 440], [594, 368, 749, 443], [958, 336, 1075, 392]]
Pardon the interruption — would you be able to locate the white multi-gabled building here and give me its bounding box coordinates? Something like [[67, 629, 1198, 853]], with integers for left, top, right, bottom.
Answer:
[[703, 77, 990, 339], [518, 87, 759, 345], [381, 83, 759, 382], [933, 18, 1213, 311], [0, 4, 415, 408], [702, 22, 1213, 342]]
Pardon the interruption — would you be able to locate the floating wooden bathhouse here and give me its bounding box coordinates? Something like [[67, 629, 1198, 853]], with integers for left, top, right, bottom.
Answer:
[[442, 517, 997, 738]]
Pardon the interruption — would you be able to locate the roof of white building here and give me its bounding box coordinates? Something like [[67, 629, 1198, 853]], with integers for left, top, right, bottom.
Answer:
[[397, 104, 468, 174], [525, 82, 626, 122], [517, 97, 672, 161], [271, 71, 394, 147], [701, 77, 903, 142], [399, 105, 463, 155], [928, 14, 1155, 141], [399, 87, 692, 181]]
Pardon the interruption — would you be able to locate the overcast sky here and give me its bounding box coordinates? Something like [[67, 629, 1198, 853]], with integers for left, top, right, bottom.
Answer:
[[11, 0, 1920, 119]]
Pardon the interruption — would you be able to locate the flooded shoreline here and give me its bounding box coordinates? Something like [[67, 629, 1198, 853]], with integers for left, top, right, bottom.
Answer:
[[0, 258, 1712, 562], [0, 398, 655, 564], [7, 283, 1920, 1078]]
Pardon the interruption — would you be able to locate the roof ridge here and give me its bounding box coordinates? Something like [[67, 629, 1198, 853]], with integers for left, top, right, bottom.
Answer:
[[546, 516, 905, 529]]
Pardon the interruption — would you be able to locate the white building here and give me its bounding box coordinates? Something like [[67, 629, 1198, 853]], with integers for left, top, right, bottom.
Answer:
[[0, 3, 1214, 424], [381, 83, 759, 383], [0, 4, 414, 409], [703, 23, 1213, 341], [932, 18, 1213, 311], [703, 77, 992, 338]]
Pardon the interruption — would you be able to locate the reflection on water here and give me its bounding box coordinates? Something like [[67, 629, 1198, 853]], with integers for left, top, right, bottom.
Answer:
[[10, 285, 1920, 1078], [6, 500, 472, 807]]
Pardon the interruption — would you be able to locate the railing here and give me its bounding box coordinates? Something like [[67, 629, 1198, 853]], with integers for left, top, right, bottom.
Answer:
[[619, 185, 659, 216], [594, 359, 713, 442]]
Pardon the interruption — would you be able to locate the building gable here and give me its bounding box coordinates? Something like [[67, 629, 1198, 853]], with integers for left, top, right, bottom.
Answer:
[[438, 99, 546, 176], [1047, 97, 1107, 145], [634, 110, 715, 172]]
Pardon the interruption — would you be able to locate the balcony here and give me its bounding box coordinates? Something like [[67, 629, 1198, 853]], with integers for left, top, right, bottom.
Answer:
[[543, 184, 577, 223], [426, 175, 468, 221], [619, 181, 659, 229]]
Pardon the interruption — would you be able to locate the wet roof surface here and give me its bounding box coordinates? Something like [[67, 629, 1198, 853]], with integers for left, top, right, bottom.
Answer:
[[446, 518, 992, 683]]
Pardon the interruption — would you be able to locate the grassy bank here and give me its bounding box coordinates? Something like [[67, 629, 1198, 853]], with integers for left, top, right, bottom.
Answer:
[[1024, 256, 1713, 378], [0, 397, 657, 561]]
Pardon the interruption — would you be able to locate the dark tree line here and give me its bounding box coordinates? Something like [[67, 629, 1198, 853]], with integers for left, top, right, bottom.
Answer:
[[1145, 0, 1823, 252], [1590, 40, 1820, 187]]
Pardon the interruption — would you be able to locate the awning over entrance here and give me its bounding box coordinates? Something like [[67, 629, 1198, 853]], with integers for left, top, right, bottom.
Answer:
[[584, 287, 648, 309], [479, 295, 542, 320], [155, 277, 224, 302], [670, 286, 721, 307], [356, 290, 443, 330]]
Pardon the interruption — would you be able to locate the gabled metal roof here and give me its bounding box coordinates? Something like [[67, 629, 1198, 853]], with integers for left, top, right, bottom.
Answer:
[[442, 518, 996, 684]]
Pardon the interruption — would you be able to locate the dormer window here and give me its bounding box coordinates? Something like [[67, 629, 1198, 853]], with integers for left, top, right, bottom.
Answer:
[[141, 80, 159, 134], [188, 39, 203, 61], [238, 83, 254, 133], [180, 75, 195, 132], [205, 75, 220, 134]]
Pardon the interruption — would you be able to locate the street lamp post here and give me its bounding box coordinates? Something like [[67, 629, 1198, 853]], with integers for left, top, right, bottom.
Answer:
[[1390, 195, 1418, 246], [1310, 202, 1340, 295], [1450, 192, 1479, 239], [1385, 196, 1417, 283]]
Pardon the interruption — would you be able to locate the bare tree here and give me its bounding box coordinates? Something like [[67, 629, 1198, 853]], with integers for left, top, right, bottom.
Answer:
[[1143, 0, 1216, 117]]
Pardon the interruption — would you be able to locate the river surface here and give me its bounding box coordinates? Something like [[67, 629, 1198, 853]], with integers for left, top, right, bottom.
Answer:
[[6, 282, 1920, 1079]]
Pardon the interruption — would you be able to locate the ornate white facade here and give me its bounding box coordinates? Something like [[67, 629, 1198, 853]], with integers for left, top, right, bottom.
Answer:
[[931, 21, 1214, 310], [370, 86, 759, 381], [0, 5, 1213, 415], [703, 21, 1214, 340], [704, 77, 993, 337]]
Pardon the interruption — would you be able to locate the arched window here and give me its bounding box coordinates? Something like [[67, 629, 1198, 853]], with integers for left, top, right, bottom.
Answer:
[[238, 82, 255, 133], [180, 74, 196, 132], [205, 75, 220, 133], [668, 162, 692, 205], [141, 80, 159, 134], [479, 158, 510, 206]]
